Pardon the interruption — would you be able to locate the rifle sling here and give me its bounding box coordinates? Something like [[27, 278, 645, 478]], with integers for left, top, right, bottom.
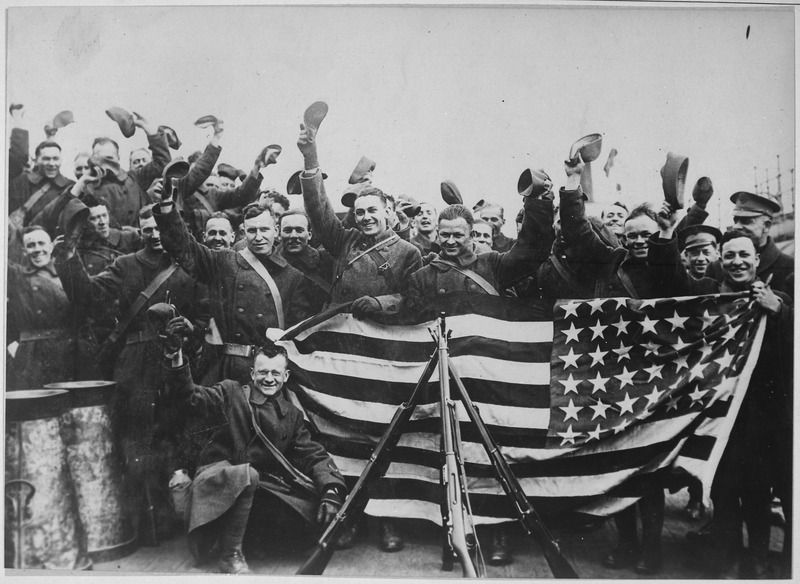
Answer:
[[239, 247, 285, 329], [431, 258, 499, 296]]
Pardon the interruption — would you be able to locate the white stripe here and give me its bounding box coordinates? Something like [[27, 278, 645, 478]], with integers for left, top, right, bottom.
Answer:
[[291, 312, 553, 345], [299, 385, 550, 429], [287, 348, 550, 386]]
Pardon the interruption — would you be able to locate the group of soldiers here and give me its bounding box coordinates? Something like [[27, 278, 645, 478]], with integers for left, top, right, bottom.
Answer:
[[6, 103, 793, 577]]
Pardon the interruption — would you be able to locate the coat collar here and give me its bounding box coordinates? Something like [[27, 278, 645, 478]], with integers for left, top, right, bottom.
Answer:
[[757, 237, 782, 274], [356, 229, 397, 250], [236, 248, 288, 270], [22, 259, 59, 277], [432, 248, 477, 269], [247, 385, 289, 417], [27, 169, 71, 188], [105, 228, 123, 246], [135, 247, 169, 268], [281, 245, 320, 270]]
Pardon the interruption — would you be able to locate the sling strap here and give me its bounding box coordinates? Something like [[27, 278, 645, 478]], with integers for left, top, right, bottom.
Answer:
[[98, 263, 179, 354], [239, 247, 285, 329], [9, 182, 53, 232], [431, 258, 499, 296], [550, 253, 595, 298], [243, 385, 318, 497], [302, 270, 333, 295], [616, 266, 640, 299], [192, 191, 215, 215], [333, 233, 399, 290]]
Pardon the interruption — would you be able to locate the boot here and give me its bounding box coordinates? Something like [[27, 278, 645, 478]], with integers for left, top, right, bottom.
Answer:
[[218, 549, 251, 574], [334, 522, 359, 550], [379, 519, 404, 552], [488, 525, 512, 565]]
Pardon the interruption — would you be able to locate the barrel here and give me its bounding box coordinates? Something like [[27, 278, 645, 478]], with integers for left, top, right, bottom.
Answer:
[[5, 389, 91, 570], [45, 381, 136, 562]]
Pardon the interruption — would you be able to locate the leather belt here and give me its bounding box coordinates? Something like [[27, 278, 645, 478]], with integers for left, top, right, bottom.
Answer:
[[222, 343, 257, 358], [126, 330, 157, 345], [19, 328, 70, 342]]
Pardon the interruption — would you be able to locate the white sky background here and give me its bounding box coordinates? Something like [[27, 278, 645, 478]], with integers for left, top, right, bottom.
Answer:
[[6, 4, 795, 236]]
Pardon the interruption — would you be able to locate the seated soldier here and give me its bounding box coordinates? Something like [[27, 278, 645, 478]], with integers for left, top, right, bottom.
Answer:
[[162, 339, 346, 574]]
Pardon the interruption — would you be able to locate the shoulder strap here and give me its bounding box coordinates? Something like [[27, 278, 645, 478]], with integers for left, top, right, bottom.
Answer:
[[243, 386, 318, 496], [616, 266, 640, 299], [366, 247, 395, 291], [102, 263, 179, 348], [192, 191, 215, 215], [332, 233, 399, 291], [239, 247, 285, 329], [550, 254, 594, 298], [302, 270, 333, 295], [431, 258, 499, 296], [22, 182, 54, 215]]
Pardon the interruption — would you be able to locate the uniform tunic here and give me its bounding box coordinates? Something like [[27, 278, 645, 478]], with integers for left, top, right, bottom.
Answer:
[[279, 245, 334, 314], [6, 261, 77, 389], [153, 205, 313, 384], [301, 169, 422, 311]]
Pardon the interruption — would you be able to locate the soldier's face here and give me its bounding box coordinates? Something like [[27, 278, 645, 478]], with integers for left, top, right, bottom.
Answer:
[[438, 218, 472, 259], [622, 215, 657, 259], [415, 204, 437, 235], [36, 146, 62, 179], [471, 224, 493, 247], [244, 211, 277, 256], [251, 353, 290, 397], [354, 195, 389, 236], [721, 237, 759, 287], [74, 155, 89, 180], [23, 229, 53, 268], [129, 150, 151, 172], [732, 215, 771, 248], [685, 243, 718, 278], [203, 218, 234, 250], [478, 208, 504, 236], [280, 214, 311, 256], [88, 205, 111, 239], [139, 216, 163, 252], [602, 205, 627, 236], [93, 141, 120, 163], [203, 175, 220, 190], [218, 176, 235, 190]]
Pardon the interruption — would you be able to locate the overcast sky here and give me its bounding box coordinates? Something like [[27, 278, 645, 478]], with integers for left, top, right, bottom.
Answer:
[[6, 3, 795, 234]]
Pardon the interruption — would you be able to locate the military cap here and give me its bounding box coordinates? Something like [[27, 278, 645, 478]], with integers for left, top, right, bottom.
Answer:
[[52, 110, 75, 129], [159, 125, 182, 150], [163, 158, 190, 182], [441, 180, 463, 205], [349, 156, 376, 185], [678, 224, 722, 251], [105, 106, 136, 138], [517, 168, 553, 198], [730, 191, 781, 218], [660, 152, 689, 210], [396, 193, 421, 218]]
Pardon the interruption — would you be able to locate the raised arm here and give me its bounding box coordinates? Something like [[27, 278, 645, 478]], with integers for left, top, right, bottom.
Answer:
[[152, 198, 219, 285], [493, 195, 555, 288], [297, 124, 348, 256], [132, 113, 171, 191]]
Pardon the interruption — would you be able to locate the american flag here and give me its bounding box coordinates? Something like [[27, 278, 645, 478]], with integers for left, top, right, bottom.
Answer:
[[278, 292, 765, 522]]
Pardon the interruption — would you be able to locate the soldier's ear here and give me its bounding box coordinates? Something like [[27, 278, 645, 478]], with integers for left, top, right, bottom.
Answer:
[[283, 369, 290, 382]]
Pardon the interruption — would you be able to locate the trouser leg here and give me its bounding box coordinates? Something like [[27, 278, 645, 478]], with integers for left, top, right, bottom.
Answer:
[[219, 466, 260, 556], [639, 486, 665, 565]]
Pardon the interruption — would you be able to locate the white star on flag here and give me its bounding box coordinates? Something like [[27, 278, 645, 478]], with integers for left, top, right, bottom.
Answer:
[[588, 372, 609, 394], [560, 399, 583, 421], [588, 299, 606, 314], [558, 373, 581, 395], [645, 386, 665, 407], [617, 392, 639, 414], [558, 424, 580, 446], [666, 311, 689, 331], [615, 366, 635, 388], [559, 347, 581, 369], [639, 315, 658, 334], [586, 424, 605, 441], [613, 342, 632, 361], [589, 320, 608, 340], [611, 316, 631, 335], [588, 346, 608, 366], [689, 386, 708, 403], [590, 399, 612, 419], [644, 363, 664, 381], [561, 301, 580, 318], [563, 322, 582, 344]]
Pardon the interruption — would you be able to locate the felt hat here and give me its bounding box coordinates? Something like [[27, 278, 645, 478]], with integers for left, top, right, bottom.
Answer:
[[303, 101, 329, 134], [396, 193, 421, 218], [348, 156, 376, 185], [60, 197, 90, 238], [730, 191, 781, 218], [692, 176, 713, 202], [52, 110, 74, 129], [9, 103, 23, 115], [517, 168, 553, 198], [105, 107, 136, 138], [260, 144, 282, 166], [660, 152, 689, 210], [569, 133, 603, 163], [286, 169, 327, 196], [159, 125, 182, 150], [194, 115, 219, 128], [472, 199, 486, 213], [440, 180, 463, 205], [678, 224, 722, 251], [88, 154, 121, 177], [217, 163, 239, 181], [341, 181, 371, 208], [163, 158, 190, 181]]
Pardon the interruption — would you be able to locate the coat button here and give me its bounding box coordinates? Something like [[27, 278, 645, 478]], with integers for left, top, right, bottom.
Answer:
[[257, 313, 263, 318], [36, 309, 42, 314], [237, 307, 244, 313], [238, 284, 245, 290], [32, 286, 38, 291], [439, 289, 446, 294], [235, 333, 242, 338]]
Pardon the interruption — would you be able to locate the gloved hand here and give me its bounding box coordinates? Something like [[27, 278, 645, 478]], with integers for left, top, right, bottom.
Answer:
[[351, 296, 381, 320], [316, 486, 344, 526], [162, 316, 194, 352]]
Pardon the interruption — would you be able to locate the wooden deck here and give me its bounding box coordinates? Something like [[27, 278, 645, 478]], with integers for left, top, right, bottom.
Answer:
[[8, 491, 787, 579]]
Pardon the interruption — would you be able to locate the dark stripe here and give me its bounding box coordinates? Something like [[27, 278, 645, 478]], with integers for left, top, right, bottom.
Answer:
[[293, 369, 551, 409], [677, 433, 716, 460]]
